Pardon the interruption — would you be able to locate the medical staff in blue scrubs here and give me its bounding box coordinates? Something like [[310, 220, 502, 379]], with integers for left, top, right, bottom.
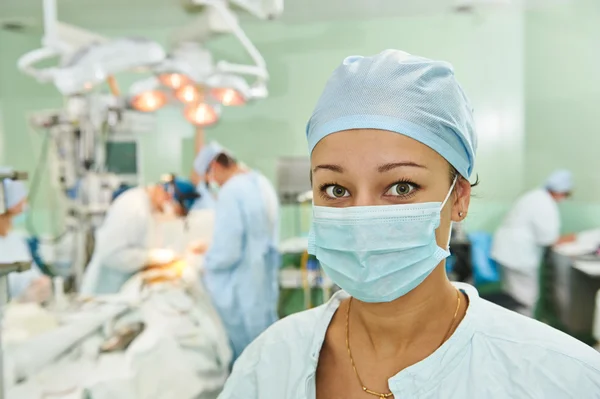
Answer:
[[190, 181, 216, 211], [218, 50, 600, 398], [0, 168, 51, 302], [194, 141, 280, 362]]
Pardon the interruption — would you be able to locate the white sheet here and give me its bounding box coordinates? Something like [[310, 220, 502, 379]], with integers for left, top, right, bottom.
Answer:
[[6, 268, 231, 399], [573, 260, 600, 277], [554, 228, 600, 257], [150, 210, 216, 254]]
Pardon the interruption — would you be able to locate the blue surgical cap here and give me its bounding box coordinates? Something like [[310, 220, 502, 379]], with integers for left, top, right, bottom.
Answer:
[[193, 141, 234, 176], [165, 177, 198, 212], [0, 167, 28, 211], [545, 169, 573, 193], [306, 50, 478, 178], [111, 184, 133, 202]]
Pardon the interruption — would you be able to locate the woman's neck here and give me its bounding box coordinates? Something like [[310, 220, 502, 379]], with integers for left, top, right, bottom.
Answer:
[[350, 267, 463, 357]]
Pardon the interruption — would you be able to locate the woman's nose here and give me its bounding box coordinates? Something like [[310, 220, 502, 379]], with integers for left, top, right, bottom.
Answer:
[[352, 192, 383, 207]]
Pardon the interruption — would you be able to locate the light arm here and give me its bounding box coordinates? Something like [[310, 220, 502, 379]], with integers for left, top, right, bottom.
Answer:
[[190, 127, 206, 185]]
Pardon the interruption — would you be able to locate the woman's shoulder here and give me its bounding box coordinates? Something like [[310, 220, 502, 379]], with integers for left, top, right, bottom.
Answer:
[[250, 304, 328, 356], [219, 302, 338, 398], [472, 298, 600, 373]]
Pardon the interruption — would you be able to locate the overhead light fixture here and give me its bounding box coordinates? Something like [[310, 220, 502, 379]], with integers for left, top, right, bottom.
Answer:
[[158, 72, 190, 89], [19, 36, 166, 96], [175, 84, 201, 104], [206, 74, 250, 106], [129, 76, 168, 113], [131, 90, 168, 113], [184, 102, 220, 127], [211, 87, 246, 106]]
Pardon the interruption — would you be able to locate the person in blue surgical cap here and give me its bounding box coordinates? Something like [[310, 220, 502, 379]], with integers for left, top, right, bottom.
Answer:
[[189, 128, 217, 211], [193, 134, 280, 362], [162, 175, 201, 216], [492, 169, 576, 317], [218, 51, 600, 399], [190, 158, 217, 212], [80, 178, 193, 295], [0, 169, 51, 302]]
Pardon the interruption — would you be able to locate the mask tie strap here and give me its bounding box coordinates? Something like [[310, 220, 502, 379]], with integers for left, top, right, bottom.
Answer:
[[441, 177, 458, 209], [442, 176, 458, 249]]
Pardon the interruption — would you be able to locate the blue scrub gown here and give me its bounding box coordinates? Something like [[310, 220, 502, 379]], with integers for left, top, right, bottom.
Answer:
[[203, 171, 280, 361], [191, 182, 216, 211], [0, 231, 43, 298]]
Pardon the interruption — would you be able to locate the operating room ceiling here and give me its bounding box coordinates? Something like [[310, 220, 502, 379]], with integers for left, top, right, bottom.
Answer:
[[0, 0, 570, 35], [0, 0, 563, 32]]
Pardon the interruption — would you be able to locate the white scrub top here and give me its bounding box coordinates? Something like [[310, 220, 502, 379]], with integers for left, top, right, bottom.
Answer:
[[81, 187, 154, 295], [492, 188, 560, 272], [219, 284, 600, 398]]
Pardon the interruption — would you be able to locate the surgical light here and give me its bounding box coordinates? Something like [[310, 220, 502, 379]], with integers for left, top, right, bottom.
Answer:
[[175, 85, 201, 104], [206, 74, 250, 106], [158, 73, 190, 89], [131, 90, 167, 113], [147, 248, 176, 265], [184, 103, 220, 127], [210, 87, 246, 106]]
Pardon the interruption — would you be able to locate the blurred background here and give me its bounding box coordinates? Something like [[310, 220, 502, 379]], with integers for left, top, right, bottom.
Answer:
[[1, 0, 598, 238], [1, 1, 600, 397]]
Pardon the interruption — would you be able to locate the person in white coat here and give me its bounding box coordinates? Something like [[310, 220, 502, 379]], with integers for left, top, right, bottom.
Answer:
[[81, 181, 188, 295], [492, 169, 576, 316]]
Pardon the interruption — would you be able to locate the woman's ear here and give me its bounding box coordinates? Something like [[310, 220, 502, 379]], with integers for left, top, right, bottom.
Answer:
[[452, 177, 471, 222]]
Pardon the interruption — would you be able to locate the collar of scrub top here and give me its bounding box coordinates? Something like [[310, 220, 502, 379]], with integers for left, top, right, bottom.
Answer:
[[302, 283, 479, 398]]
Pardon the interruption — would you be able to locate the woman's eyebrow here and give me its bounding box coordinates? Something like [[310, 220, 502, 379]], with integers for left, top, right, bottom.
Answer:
[[313, 164, 344, 173], [377, 162, 426, 173]]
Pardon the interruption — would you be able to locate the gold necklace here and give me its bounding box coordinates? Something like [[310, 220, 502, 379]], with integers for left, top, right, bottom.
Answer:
[[345, 290, 461, 399]]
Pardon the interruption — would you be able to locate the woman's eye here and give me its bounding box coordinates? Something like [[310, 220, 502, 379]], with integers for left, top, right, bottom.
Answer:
[[325, 185, 349, 198], [386, 182, 416, 197]]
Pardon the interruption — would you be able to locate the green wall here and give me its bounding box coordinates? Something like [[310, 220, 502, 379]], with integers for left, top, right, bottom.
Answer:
[[525, 0, 600, 234], [193, 11, 527, 237], [1, 4, 595, 239]]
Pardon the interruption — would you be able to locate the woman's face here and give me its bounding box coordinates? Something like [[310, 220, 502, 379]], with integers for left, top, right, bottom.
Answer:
[[311, 129, 471, 247]]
